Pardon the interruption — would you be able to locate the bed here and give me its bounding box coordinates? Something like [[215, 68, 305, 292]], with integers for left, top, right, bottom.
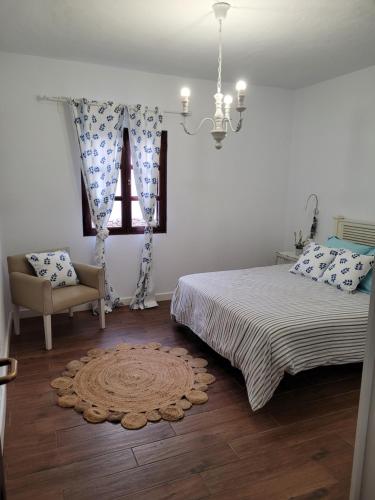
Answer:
[[171, 217, 374, 411]]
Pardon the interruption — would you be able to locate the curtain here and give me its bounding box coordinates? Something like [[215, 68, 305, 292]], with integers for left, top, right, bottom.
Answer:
[[126, 105, 163, 309], [71, 99, 125, 312]]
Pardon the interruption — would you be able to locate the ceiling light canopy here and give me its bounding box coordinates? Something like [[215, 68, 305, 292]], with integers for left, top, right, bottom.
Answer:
[[179, 2, 247, 150]]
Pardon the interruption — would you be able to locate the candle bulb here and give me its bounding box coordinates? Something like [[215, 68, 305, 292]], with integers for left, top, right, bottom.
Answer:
[[224, 94, 233, 119], [180, 87, 191, 116], [235, 80, 247, 112], [235, 80, 246, 94]]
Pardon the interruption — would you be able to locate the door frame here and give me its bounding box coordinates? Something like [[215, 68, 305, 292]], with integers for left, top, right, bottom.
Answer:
[[350, 280, 375, 499]]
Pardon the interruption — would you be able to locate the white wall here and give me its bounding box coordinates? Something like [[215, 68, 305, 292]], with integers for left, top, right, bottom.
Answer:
[[0, 51, 293, 299], [284, 66, 375, 248], [1, 53, 375, 300]]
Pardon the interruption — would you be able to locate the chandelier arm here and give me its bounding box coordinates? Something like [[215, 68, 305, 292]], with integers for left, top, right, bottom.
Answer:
[[180, 116, 215, 135], [235, 115, 244, 132], [224, 113, 243, 133]]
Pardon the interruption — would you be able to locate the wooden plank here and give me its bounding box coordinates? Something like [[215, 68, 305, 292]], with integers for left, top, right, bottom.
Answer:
[[289, 481, 350, 500], [56, 418, 173, 447], [120, 475, 210, 500], [133, 430, 226, 466], [171, 403, 253, 435], [267, 390, 359, 425], [201, 433, 349, 496], [64, 443, 238, 500], [211, 462, 338, 500], [7, 448, 137, 500], [134, 413, 278, 465], [229, 408, 357, 458], [6, 422, 174, 478]]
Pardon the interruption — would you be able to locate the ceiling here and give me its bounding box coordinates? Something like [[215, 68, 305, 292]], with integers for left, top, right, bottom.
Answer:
[[1, 0, 375, 89]]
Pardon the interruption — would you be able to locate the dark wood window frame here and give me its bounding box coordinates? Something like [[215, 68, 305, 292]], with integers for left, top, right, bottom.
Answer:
[[82, 128, 167, 236]]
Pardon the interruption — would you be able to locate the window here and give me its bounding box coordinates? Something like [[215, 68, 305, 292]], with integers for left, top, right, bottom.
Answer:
[[82, 128, 167, 235]]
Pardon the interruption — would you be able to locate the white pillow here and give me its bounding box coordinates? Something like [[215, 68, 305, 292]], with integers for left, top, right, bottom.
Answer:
[[289, 242, 338, 281], [26, 250, 79, 289], [320, 249, 374, 292]]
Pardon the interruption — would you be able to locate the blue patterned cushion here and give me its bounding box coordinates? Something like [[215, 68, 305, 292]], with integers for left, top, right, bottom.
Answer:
[[289, 242, 338, 281], [324, 236, 375, 294], [26, 251, 79, 289], [320, 249, 374, 292]]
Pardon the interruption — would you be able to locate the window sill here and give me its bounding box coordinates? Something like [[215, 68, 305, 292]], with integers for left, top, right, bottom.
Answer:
[[82, 227, 166, 236]]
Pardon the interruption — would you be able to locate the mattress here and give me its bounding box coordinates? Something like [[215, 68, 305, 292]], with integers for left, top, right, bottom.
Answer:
[[171, 264, 370, 410]]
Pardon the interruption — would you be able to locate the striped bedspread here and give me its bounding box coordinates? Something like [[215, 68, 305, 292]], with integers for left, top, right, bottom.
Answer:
[[171, 264, 370, 410]]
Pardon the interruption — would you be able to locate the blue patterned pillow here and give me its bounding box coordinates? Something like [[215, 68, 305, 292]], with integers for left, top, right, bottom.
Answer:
[[324, 237, 375, 294], [26, 251, 79, 289], [290, 242, 338, 281], [320, 249, 374, 292]]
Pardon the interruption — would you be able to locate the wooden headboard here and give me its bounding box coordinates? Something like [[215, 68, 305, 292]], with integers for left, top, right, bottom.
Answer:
[[334, 216, 375, 247]]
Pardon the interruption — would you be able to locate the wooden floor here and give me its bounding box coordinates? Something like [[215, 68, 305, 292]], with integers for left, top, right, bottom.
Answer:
[[4, 301, 361, 500]]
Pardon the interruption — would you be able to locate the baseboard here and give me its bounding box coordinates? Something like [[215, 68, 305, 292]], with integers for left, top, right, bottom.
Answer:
[[19, 291, 174, 318], [119, 291, 174, 306], [155, 291, 174, 302]]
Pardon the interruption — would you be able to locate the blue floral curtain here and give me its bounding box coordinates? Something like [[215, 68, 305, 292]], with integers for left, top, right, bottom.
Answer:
[[71, 99, 125, 312], [126, 105, 163, 309]]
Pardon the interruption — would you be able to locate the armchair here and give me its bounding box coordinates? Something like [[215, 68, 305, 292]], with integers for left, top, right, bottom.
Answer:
[[7, 249, 105, 350]]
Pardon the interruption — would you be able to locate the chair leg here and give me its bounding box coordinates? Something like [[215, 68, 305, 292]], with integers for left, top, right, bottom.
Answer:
[[12, 304, 20, 336], [99, 298, 105, 329], [69, 308, 74, 318], [43, 315, 52, 350]]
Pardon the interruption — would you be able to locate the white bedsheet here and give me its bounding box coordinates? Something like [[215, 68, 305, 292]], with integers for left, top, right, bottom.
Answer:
[[171, 264, 370, 410]]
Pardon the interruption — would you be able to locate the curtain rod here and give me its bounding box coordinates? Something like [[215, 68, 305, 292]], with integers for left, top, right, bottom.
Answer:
[[36, 95, 183, 115]]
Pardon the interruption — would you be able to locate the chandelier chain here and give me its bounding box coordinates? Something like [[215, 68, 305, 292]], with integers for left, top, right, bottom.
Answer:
[[217, 19, 222, 94]]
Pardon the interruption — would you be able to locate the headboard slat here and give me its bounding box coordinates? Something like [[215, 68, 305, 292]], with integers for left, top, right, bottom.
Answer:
[[334, 216, 375, 248]]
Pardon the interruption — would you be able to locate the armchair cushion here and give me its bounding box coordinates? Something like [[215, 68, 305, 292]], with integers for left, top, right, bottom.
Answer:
[[26, 250, 79, 289], [52, 285, 100, 313]]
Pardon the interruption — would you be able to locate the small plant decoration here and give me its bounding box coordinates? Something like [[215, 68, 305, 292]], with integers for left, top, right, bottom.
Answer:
[[294, 230, 307, 254]]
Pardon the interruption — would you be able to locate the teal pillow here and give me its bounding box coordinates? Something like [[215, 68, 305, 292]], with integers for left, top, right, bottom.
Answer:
[[325, 236, 374, 294], [358, 248, 375, 294], [324, 236, 373, 255], [359, 271, 373, 294]]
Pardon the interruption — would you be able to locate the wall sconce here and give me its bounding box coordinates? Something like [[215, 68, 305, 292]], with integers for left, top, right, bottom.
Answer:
[[305, 193, 319, 240]]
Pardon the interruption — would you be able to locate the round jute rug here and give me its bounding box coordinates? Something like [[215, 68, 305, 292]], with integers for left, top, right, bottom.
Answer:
[[50, 342, 216, 430]]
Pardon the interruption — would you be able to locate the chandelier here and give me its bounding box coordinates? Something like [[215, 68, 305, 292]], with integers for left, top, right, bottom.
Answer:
[[179, 2, 247, 150]]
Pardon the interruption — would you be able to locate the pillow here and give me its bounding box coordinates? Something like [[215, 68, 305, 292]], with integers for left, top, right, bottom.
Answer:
[[325, 237, 375, 294], [357, 248, 375, 294], [359, 271, 373, 294], [320, 249, 374, 292], [290, 242, 338, 281], [324, 236, 374, 255], [26, 250, 79, 289]]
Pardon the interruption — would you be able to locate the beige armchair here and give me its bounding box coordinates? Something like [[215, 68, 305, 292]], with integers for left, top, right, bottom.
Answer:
[[7, 250, 105, 350]]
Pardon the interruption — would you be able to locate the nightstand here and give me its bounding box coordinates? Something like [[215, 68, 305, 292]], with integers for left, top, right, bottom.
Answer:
[[275, 250, 300, 265]]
